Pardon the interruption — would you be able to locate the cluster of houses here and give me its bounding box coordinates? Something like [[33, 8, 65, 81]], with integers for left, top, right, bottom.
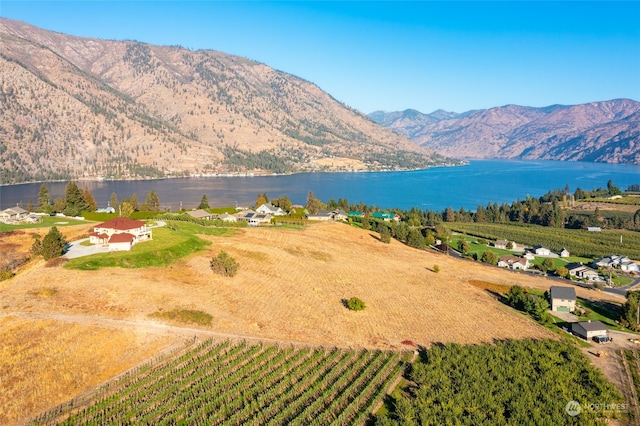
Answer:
[[493, 238, 639, 282], [549, 285, 610, 343], [0, 206, 39, 224]]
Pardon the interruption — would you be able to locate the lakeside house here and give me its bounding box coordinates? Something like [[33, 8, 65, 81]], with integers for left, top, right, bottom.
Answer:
[[372, 212, 401, 222], [494, 239, 516, 250], [0, 206, 29, 223], [549, 286, 576, 312], [533, 245, 551, 256], [90, 217, 152, 251], [256, 203, 286, 216]]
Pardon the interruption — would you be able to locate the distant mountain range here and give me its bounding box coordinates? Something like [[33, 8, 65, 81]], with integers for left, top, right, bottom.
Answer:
[[0, 19, 452, 184], [370, 99, 640, 165]]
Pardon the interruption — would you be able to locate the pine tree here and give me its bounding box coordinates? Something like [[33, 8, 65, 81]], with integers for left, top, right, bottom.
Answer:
[[32, 227, 67, 260], [255, 193, 268, 209], [37, 183, 52, 213], [110, 192, 119, 210], [63, 181, 88, 216], [198, 194, 210, 209], [83, 185, 97, 212], [142, 190, 161, 211]]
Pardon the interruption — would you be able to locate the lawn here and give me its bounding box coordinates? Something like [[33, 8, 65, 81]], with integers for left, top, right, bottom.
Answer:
[[0, 216, 92, 232], [450, 235, 512, 258], [64, 222, 234, 270]]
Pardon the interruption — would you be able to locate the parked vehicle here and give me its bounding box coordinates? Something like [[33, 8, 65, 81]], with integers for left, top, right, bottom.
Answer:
[[593, 335, 610, 344]]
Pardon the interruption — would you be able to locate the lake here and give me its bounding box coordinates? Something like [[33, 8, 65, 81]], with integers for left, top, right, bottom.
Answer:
[[1, 160, 638, 212]]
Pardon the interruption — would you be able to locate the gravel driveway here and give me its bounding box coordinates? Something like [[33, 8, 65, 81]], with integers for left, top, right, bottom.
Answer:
[[64, 238, 110, 259]]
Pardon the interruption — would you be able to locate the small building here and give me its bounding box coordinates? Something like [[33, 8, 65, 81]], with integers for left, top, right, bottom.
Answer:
[[348, 211, 365, 218], [495, 239, 516, 250], [0, 206, 29, 223], [587, 227, 602, 232], [533, 245, 551, 256], [108, 232, 136, 251], [331, 209, 348, 221], [307, 210, 333, 221], [248, 213, 271, 226], [559, 248, 570, 258], [549, 286, 576, 312], [234, 210, 256, 221], [572, 320, 608, 341], [186, 209, 213, 220], [566, 262, 600, 281], [217, 213, 237, 223], [497, 256, 529, 270], [372, 212, 401, 222]]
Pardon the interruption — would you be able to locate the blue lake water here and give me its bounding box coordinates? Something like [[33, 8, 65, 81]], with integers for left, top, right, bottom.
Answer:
[[1, 160, 638, 212]]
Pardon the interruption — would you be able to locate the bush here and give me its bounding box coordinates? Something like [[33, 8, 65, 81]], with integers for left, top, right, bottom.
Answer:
[[346, 297, 366, 311], [0, 269, 15, 281], [433, 265, 440, 273], [210, 250, 239, 277]]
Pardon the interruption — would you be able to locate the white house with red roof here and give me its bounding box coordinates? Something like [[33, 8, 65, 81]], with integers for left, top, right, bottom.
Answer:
[[89, 217, 152, 251]]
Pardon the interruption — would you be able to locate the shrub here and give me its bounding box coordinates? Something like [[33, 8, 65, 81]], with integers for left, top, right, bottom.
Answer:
[[346, 297, 366, 311], [433, 264, 440, 273], [210, 250, 239, 277], [0, 269, 15, 281]]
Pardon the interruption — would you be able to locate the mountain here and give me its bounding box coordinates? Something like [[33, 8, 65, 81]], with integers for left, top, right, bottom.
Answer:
[[369, 100, 640, 164], [0, 19, 453, 184]]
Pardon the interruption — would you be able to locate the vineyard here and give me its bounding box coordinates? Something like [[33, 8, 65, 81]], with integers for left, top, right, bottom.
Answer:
[[28, 339, 406, 425], [447, 222, 640, 259]]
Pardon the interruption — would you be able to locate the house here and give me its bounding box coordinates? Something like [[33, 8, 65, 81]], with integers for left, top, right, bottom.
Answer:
[[372, 212, 401, 222], [217, 213, 237, 223], [533, 245, 551, 256], [497, 256, 530, 270], [566, 262, 600, 281], [559, 248, 570, 258], [91, 217, 152, 251], [494, 239, 516, 250], [594, 255, 639, 272], [186, 209, 213, 220], [523, 251, 536, 260], [549, 286, 576, 312], [587, 227, 602, 232], [256, 203, 286, 216], [307, 210, 333, 221], [0, 206, 29, 223], [572, 320, 608, 341], [248, 213, 272, 226], [234, 210, 256, 221], [348, 211, 365, 218], [331, 209, 348, 221]]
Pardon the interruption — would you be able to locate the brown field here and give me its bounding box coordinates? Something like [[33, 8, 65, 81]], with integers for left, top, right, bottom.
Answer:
[[0, 221, 627, 424]]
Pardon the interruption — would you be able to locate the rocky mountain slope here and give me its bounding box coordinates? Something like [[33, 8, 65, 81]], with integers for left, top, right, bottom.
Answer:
[[370, 99, 640, 164], [0, 19, 452, 184]]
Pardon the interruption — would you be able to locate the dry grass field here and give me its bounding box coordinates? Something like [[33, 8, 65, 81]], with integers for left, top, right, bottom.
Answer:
[[0, 221, 627, 424]]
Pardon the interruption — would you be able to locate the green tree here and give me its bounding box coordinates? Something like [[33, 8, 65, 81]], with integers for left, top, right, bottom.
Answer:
[[481, 250, 498, 265], [542, 257, 554, 271], [63, 181, 89, 216], [37, 183, 52, 213], [32, 227, 67, 260], [52, 197, 66, 213], [83, 185, 97, 212], [361, 214, 370, 230], [634, 209, 640, 227], [26, 200, 34, 212], [255, 193, 268, 209], [198, 194, 210, 210], [305, 190, 322, 214], [624, 291, 640, 331], [457, 239, 470, 254], [444, 207, 455, 222], [379, 224, 391, 243], [272, 196, 292, 213], [142, 190, 161, 211], [555, 266, 569, 279], [407, 229, 425, 249], [394, 222, 409, 242], [110, 192, 119, 211], [120, 201, 135, 218]]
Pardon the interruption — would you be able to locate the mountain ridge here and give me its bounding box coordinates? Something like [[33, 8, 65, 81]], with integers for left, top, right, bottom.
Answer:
[[369, 99, 640, 164], [0, 18, 453, 184]]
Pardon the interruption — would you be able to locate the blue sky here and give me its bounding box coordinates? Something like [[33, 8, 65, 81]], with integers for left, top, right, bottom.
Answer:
[[1, 1, 638, 114]]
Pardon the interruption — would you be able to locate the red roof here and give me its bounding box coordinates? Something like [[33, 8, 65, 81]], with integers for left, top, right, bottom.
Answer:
[[89, 232, 109, 239], [97, 217, 145, 231], [108, 233, 135, 243]]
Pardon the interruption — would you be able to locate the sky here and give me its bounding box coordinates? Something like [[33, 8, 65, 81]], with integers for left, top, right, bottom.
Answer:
[[1, 1, 639, 114]]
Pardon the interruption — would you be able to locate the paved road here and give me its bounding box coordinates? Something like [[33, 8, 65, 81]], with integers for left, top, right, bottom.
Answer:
[[64, 238, 110, 259]]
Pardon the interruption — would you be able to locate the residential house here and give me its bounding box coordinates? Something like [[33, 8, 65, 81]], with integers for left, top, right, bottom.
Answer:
[[494, 239, 516, 250], [186, 209, 213, 220], [307, 210, 333, 221], [497, 256, 530, 270], [572, 320, 608, 340], [90, 217, 152, 251], [96, 206, 116, 214], [549, 286, 576, 312], [234, 210, 256, 221], [248, 213, 272, 226], [331, 209, 348, 221], [256, 203, 286, 216], [372, 212, 401, 222], [559, 248, 570, 258], [594, 255, 639, 272], [523, 251, 536, 260], [217, 213, 237, 223], [566, 262, 600, 281], [533, 245, 551, 256], [0, 206, 29, 223]]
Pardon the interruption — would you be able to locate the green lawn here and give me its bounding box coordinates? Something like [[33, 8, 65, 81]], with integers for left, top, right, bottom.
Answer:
[[64, 221, 234, 270], [0, 216, 93, 232], [450, 235, 512, 258], [575, 298, 631, 332]]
